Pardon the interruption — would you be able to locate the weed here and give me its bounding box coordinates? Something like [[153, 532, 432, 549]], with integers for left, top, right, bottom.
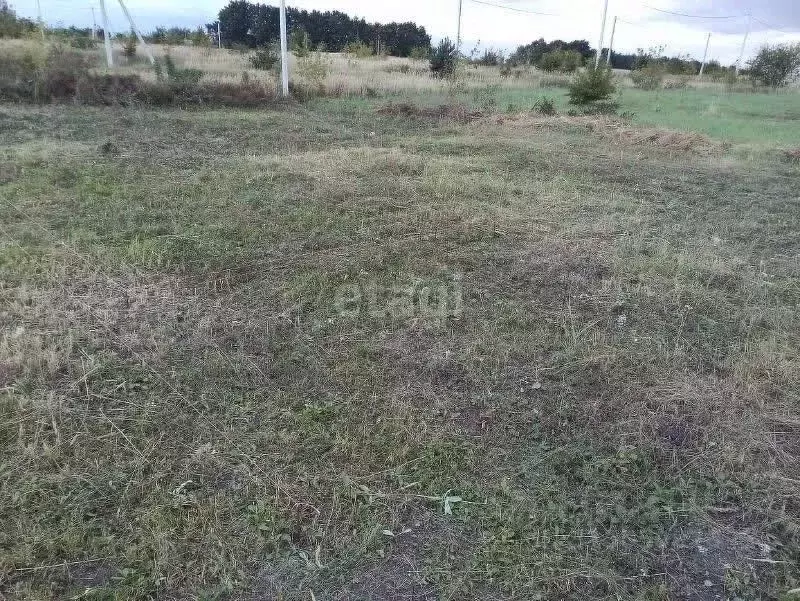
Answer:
[[533, 95, 556, 115]]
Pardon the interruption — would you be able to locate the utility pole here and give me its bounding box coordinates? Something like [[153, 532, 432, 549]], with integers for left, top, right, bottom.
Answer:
[[36, 0, 45, 39], [117, 0, 155, 64], [217, 21, 222, 49], [698, 32, 711, 77], [606, 16, 617, 67], [735, 13, 751, 76], [595, 0, 609, 69], [99, 0, 113, 67], [279, 0, 289, 97], [91, 6, 97, 39], [456, 0, 463, 56]]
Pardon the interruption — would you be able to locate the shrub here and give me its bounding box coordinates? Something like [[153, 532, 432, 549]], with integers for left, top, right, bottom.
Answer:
[[69, 36, 97, 49], [297, 51, 330, 90], [345, 41, 373, 58], [155, 53, 203, 84], [290, 28, 310, 57], [568, 67, 615, 105], [122, 32, 137, 58], [249, 45, 279, 71], [533, 96, 556, 115], [476, 49, 503, 67], [630, 65, 665, 90], [748, 43, 800, 87], [430, 37, 458, 78], [189, 27, 210, 47]]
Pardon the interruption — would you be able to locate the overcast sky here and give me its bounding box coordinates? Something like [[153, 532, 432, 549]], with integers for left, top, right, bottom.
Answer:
[[22, 0, 800, 64]]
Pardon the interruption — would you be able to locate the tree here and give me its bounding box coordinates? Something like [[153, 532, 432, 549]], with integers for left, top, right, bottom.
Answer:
[[430, 37, 457, 78], [568, 67, 615, 105], [748, 43, 800, 87], [538, 49, 582, 73], [122, 31, 137, 58], [289, 26, 310, 56], [216, 1, 430, 56]]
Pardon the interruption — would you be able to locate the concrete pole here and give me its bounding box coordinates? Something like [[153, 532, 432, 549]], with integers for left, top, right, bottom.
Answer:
[[606, 16, 617, 67], [735, 14, 752, 76], [36, 0, 45, 39], [456, 0, 463, 56], [698, 32, 711, 77], [595, 0, 609, 69], [99, 0, 113, 67], [117, 0, 155, 64], [279, 0, 290, 96]]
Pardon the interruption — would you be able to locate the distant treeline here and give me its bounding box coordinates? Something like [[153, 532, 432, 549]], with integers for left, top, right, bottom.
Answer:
[[508, 38, 594, 65], [215, 0, 431, 57], [507, 37, 734, 75], [607, 50, 734, 75]]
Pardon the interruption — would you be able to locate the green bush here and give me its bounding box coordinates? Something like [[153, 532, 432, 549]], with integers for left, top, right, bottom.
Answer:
[[630, 65, 665, 90], [344, 41, 373, 58], [748, 43, 800, 87], [476, 49, 503, 67], [568, 67, 615, 105], [297, 51, 330, 89], [290, 28, 310, 57], [155, 54, 203, 84], [69, 36, 97, 49], [533, 96, 556, 115], [249, 45, 279, 71], [430, 37, 457, 78]]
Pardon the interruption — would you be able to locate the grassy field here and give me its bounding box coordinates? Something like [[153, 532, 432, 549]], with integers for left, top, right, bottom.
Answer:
[[1, 42, 800, 601]]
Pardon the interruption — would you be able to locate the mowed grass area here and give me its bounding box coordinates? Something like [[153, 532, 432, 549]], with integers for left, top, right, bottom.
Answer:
[[1, 97, 799, 600], [494, 86, 800, 148]]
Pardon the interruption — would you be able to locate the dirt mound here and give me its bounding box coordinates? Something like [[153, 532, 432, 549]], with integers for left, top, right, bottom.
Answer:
[[377, 102, 484, 123]]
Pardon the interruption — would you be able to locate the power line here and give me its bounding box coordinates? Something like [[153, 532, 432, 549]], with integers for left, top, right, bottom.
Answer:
[[751, 16, 796, 35], [466, 0, 559, 17], [642, 4, 742, 20]]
